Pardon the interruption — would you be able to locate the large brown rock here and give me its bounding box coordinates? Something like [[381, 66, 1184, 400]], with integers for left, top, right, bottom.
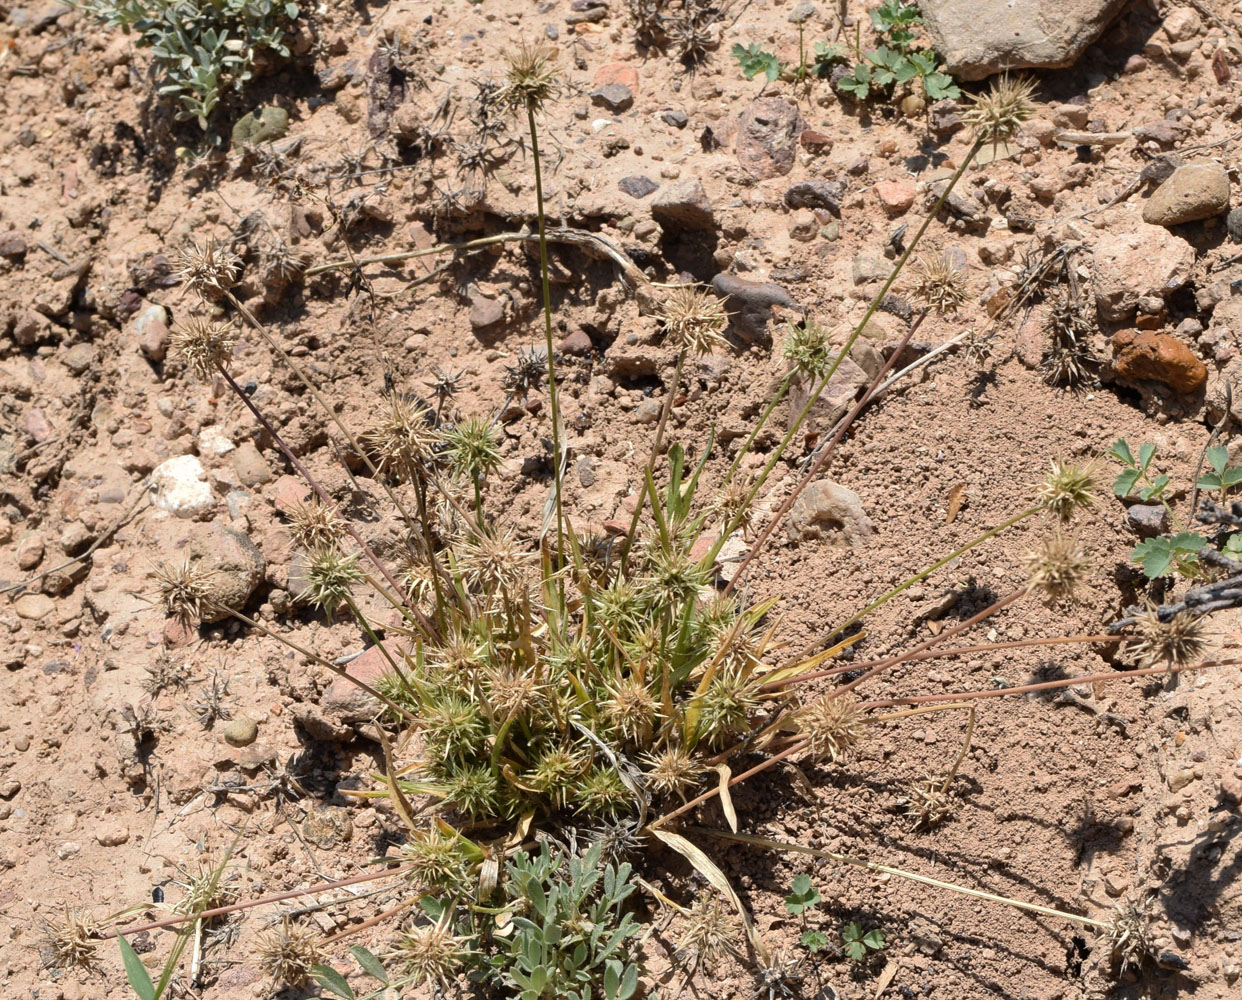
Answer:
[[1142, 163, 1231, 226], [1091, 228, 1194, 324], [187, 525, 267, 623], [920, 0, 1128, 81], [1111, 330, 1207, 393]]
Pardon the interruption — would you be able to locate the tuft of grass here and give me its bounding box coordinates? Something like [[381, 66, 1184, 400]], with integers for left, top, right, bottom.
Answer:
[[44, 909, 100, 971]]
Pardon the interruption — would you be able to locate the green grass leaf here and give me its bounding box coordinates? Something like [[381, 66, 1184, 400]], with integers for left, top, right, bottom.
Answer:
[[118, 936, 156, 1000], [311, 964, 356, 999], [349, 945, 389, 984]]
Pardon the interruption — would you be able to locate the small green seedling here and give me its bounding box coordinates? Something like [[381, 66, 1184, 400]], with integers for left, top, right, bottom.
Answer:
[[800, 928, 829, 953], [836, 0, 960, 102], [1196, 444, 1242, 501], [841, 922, 885, 962], [1111, 439, 1172, 506], [732, 43, 782, 82], [1130, 532, 1207, 580], [783, 874, 821, 915]]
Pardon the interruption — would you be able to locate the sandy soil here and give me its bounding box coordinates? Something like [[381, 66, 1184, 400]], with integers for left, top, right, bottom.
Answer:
[[1, 1, 1241, 998]]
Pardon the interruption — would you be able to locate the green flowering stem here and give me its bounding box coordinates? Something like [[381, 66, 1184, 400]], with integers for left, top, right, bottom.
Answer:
[[719, 368, 796, 492], [620, 347, 690, 572], [722, 310, 925, 593], [704, 134, 986, 569], [797, 503, 1043, 663]]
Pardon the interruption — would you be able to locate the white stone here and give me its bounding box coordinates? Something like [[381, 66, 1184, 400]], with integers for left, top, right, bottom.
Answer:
[[198, 425, 236, 455], [150, 455, 215, 519]]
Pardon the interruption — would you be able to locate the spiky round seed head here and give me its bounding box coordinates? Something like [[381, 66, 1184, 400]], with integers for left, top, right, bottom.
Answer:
[[667, 10, 716, 63], [659, 284, 730, 356], [797, 692, 864, 763], [170, 317, 237, 380], [444, 416, 503, 483], [298, 545, 363, 617], [964, 74, 1037, 146], [425, 367, 463, 403], [399, 826, 472, 894], [909, 253, 970, 316], [483, 664, 543, 720], [1035, 460, 1098, 520], [422, 691, 485, 763], [602, 678, 659, 746], [589, 817, 645, 865], [256, 919, 322, 986], [713, 476, 757, 537], [674, 895, 740, 975], [1132, 609, 1207, 670], [400, 556, 436, 608], [389, 915, 470, 988], [502, 41, 558, 112], [457, 529, 535, 595], [260, 239, 308, 285], [961, 327, 997, 366], [444, 762, 502, 818], [432, 634, 487, 677], [1024, 532, 1091, 603], [645, 545, 708, 606], [176, 238, 242, 298], [906, 773, 957, 831], [696, 671, 757, 746], [781, 319, 837, 380], [155, 558, 216, 628], [501, 345, 548, 398], [174, 858, 240, 915], [525, 744, 588, 809], [642, 745, 705, 800], [45, 909, 99, 971], [284, 496, 347, 551], [575, 766, 632, 819], [364, 395, 438, 483]]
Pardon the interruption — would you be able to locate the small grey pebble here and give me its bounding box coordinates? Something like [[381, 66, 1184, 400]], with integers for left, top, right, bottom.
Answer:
[[545, 23, 559, 40], [1227, 207, 1242, 243]]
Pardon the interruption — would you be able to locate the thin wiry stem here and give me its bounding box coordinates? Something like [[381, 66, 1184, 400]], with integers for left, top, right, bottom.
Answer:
[[798, 506, 1043, 661], [764, 632, 1122, 691], [214, 365, 431, 639], [720, 370, 796, 492], [96, 867, 410, 940], [686, 828, 1109, 930], [212, 602, 416, 723], [526, 102, 567, 577], [858, 658, 1234, 710], [831, 588, 1026, 700]]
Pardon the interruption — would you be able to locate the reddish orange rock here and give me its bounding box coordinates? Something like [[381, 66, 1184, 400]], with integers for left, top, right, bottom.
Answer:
[[1111, 329, 1207, 393], [593, 63, 638, 93]]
